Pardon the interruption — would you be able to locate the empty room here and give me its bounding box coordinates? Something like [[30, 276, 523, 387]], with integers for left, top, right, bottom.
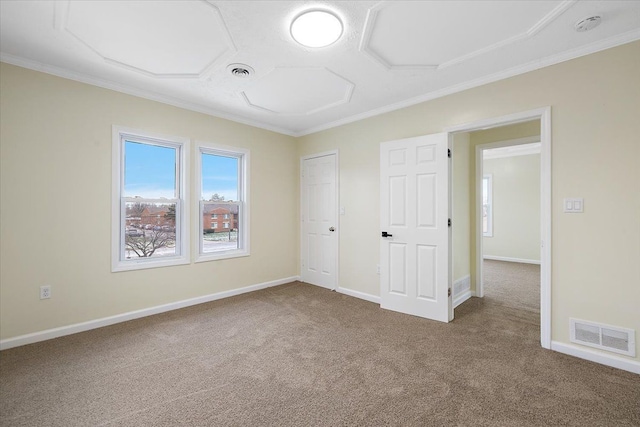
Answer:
[[1, 1, 639, 426]]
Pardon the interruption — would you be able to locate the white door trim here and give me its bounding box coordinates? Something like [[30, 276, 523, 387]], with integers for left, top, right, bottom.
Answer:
[[300, 150, 339, 290], [446, 107, 552, 349]]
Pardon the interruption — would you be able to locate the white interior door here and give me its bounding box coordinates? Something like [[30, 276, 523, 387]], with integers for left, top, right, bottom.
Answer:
[[301, 153, 337, 290], [380, 133, 452, 322]]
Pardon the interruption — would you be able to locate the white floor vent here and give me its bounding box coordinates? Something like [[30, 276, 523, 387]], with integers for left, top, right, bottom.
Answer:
[[570, 318, 635, 357]]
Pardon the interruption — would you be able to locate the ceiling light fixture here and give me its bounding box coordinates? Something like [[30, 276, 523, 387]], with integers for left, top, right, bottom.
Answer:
[[290, 10, 343, 48]]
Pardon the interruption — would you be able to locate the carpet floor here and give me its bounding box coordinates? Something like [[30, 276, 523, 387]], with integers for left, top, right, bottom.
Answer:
[[1, 274, 639, 426], [482, 259, 540, 313]]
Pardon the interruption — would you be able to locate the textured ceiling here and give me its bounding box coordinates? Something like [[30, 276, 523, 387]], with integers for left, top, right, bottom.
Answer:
[[1, 1, 639, 136]]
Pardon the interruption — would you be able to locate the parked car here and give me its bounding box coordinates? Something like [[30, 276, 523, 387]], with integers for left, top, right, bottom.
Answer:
[[126, 228, 142, 237]]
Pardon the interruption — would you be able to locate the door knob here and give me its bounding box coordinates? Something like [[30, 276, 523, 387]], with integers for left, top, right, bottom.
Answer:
[[329, 227, 335, 232], [381, 231, 393, 237]]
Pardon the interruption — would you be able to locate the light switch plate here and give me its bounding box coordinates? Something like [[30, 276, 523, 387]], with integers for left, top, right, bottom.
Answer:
[[564, 198, 584, 213]]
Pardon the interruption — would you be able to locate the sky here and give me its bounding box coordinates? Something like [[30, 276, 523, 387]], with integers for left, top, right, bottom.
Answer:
[[124, 141, 238, 201]]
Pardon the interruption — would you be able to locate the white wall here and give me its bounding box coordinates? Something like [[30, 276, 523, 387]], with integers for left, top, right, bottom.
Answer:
[[0, 63, 299, 340], [483, 154, 541, 262], [298, 41, 640, 361]]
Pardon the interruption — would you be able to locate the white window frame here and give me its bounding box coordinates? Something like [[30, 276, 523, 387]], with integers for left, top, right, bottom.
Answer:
[[195, 142, 250, 262], [111, 126, 190, 272], [482, 174, 493, 237]]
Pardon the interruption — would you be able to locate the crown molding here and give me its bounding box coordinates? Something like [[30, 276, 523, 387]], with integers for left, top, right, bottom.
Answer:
[[0, 53, 297, 137], [298, 28, 640, 137], [2, 26, 639, 138]]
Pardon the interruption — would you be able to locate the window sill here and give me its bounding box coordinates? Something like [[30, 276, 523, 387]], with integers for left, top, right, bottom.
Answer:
[[195, 250, 250, 263], [112, 256, 190, 272]]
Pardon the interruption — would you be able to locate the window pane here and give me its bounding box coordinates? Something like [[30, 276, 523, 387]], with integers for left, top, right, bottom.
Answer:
[[124, 141, 177, 198], [482, 178, 489, 204], [124, 202, 177, 259], [202, 203, 239, 253], [201, 153, 238, 202], [482, 204, 489, 233]]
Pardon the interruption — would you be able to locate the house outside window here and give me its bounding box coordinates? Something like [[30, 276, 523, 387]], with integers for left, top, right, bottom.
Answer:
[[112, 127, 189, 272]]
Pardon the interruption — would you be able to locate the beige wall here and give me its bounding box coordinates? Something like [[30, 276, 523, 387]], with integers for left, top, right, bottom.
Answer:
[[483, 154, 541, 261], [298, 41, 640, 360], [452, 133, 470, 282], [0, 63, 299, 340], [2, 41, 639, 361]]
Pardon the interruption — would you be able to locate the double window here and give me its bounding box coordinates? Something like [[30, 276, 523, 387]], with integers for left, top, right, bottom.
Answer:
[[112, 127, 249, 272]]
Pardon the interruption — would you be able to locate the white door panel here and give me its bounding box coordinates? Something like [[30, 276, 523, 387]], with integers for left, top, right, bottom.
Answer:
[[380, 133, 451, 322], [301, 154, 337, 289]]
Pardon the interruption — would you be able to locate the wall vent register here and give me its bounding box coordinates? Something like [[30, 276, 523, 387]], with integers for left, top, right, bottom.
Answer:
[[570, 318, 635, 357]]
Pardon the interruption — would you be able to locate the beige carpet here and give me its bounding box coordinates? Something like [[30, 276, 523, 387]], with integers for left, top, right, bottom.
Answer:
[[482, 259, 540, 313], [1, 279, 639, 426]]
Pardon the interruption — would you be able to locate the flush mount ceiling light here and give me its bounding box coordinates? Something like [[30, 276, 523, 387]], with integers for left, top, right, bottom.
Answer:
[[290, 10, 343, 48]]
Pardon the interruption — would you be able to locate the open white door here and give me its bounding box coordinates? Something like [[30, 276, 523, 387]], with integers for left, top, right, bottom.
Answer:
[[380, 133, 452, 322], [301, 153, 338, 290]]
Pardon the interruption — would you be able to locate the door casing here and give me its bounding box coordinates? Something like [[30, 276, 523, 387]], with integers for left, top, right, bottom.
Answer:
[[446, 107, 552, 349]]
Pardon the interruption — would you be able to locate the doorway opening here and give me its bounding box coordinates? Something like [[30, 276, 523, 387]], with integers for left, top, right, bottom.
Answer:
[[447, 108, 551, 349]]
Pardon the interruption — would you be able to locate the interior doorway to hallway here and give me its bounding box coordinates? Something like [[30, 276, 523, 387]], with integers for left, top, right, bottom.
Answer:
[[446, 108, 551, 349]]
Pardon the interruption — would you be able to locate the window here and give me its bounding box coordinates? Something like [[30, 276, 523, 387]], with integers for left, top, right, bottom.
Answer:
[[112, 127, 189, 271], [482, 174, 493, 237], [197, 143, 249, 261]]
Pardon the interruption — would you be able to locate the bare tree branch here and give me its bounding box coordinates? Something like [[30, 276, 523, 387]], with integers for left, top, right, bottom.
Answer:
[[125, 229, 174, 257]]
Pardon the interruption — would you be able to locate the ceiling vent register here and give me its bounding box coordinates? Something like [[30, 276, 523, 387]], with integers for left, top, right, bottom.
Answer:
[[228, 64, 254, 78]]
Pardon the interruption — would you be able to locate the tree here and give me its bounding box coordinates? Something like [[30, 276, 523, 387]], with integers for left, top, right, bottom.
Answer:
[[130, 203, 146, 216], [164, 204, 176, 223], [209, 193, 225, 201], [125, 229, 174, 258]]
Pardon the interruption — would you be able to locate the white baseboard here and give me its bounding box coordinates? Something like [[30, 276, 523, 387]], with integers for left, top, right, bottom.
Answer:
[[483, 255, 540, 265], [454, 290, 476, 308], [551, 341, 640, 375], [0, 276, 300, 351], [453, 275, 473, 308], [336, 287, 380, 304]]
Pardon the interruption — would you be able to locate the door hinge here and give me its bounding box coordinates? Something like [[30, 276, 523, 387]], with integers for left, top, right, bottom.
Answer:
[[448, 218, 451, 227], [448, 288, 451, 297], [448, 149, 451, 158]]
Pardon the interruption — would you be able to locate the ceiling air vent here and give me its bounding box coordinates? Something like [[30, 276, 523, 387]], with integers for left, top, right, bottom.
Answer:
[[570, 318, 635, 357], [575, 16, 602, 32], [227, 63, 254, 78]]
